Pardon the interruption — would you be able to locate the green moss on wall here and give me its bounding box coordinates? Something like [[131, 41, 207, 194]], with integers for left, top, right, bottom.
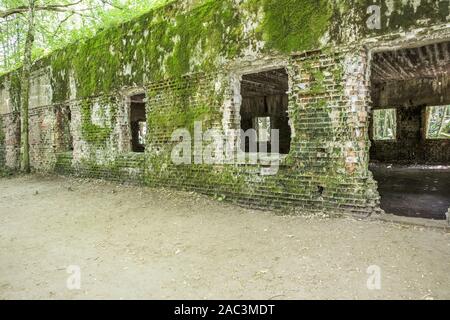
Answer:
[[310, 69, 327, 94], [258, 0, 332, 53], [382, 0, 449, 32], [146, 76, 222, 137], [80, 99, 114, 145], [54, 152, 73, 173], [45, 0, 246, 101], [0, 69, 21, 115], [148, 103, 214, 134], [330, 0, 450, 41]]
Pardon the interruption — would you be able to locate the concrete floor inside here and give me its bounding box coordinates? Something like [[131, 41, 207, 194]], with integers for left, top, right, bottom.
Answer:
[[370, 164, 450, 220], [369, 41, 450, 221]]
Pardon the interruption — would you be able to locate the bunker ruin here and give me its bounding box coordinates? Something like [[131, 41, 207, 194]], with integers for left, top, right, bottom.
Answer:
[[0, 0, 449, 219]]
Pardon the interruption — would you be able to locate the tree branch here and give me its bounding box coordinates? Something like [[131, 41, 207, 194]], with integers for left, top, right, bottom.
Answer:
[[36, 0, 84, 12], [0, 7, 29, 19], [0, 0, 84, 19], [100, 0, 124, 10]]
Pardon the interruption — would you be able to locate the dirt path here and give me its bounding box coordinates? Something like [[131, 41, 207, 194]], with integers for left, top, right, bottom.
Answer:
[[0, 175, 449, 300]]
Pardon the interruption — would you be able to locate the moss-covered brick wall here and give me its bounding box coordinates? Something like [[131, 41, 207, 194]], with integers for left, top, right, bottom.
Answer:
[[28, 106, 57, 171], [0, 0, 447, 215], [139, 49, 379, 216]]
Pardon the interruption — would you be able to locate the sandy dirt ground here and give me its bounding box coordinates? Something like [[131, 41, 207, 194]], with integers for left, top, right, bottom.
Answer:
[[0, 174, 449, 300]]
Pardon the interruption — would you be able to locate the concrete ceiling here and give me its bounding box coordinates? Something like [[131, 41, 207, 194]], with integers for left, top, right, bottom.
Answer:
[[241, 68, 288, 97], [371, 41, 450, 84]]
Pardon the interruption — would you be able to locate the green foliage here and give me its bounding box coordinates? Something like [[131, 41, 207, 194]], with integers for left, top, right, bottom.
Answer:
[[0, 0, 175, 75], [426, 105, 450, 139], [373, 109, 396, 141]]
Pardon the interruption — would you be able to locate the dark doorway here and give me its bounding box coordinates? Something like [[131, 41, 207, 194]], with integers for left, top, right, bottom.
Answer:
[[369, 41, 450, 220], [55, 106, 73, 152], [130, 94, 147, 153]]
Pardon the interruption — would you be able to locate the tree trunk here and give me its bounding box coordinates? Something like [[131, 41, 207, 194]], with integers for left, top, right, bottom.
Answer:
[[383, 110, 389, 138], [20, 0, 36, 173], [437, 106, 448, 138]]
